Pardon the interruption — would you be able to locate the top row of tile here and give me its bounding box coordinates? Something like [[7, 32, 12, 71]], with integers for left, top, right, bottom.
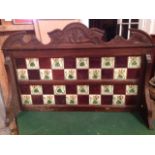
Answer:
[[16, 56, 142, 69]]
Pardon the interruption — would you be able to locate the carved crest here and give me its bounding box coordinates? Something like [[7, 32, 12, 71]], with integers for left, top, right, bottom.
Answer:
[[2, 22, 153, 50]]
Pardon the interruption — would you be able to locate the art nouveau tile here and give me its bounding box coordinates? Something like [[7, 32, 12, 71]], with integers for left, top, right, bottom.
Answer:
[[101, 57, 115, 68], [66, 95, 78, 105], [89, 57, 101, 68], [78, 96, 89, 105], [128, 56, 141, 68], [101, 85, 114, 95], [31, 95, 43, 105], [42, 84, 53, 94], [64, 69, 77, 80], [53, 85, 66, 95], [113, 95, 125, 106], [89, 95, 101, 105], [43, 95, 55, 104], [39, 58, 51, 68], [51, 58, 64, 69], [77, 70, 88, 80], [126, 85, 138, 95], [101, 96, 112, 105], [114, 68, 127, 80], [77, 85, 89, 95], [55, 95, 66, 105], [30, 85, 43, 95], [19, 84, 30, 94], [52, 70, 64, 80], [89, 69, 101, 80], [66, 85, 77, 94], [64, 57, 76, 68], [26, 58, 39, 69], [21, 95, 32, 105], [115, 56, 127, 67], [40, 69, 52, 80], [101, 69, 113, 79], [17, 69, 29, 80], [76, 57, 89, 69], [16, 58, 26, 68], [114, 84, 126, 94], [89, 84, 100, 94], [127, 69, 141, 79]]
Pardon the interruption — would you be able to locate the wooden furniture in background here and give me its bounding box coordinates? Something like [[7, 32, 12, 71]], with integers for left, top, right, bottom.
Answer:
[[2, 23, 155, 130]]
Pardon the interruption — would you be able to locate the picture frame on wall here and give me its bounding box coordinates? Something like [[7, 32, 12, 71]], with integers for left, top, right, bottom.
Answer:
[[12, 19, 33, 25]]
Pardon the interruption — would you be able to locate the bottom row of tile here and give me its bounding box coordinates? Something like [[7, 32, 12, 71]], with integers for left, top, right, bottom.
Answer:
[[21, 94, 135, 106]]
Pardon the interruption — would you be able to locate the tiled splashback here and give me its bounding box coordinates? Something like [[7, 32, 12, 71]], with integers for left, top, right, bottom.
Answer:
[[15, 56, 142, 106], [16, 56, 141, 81]]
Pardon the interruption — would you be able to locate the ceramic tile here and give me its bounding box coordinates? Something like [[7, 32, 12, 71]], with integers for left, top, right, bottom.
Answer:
[[126, 85, 138, 95], [78, 96, 89, 105], [113, 95, 125, 106], [53, 85, 66, 95], [52, 70, 64, 80], [66, 95, 78, 105], [42, 84, 53, 94], [64, 69, 77, 80], [64, 58, 76, 68], [66, 85, 77, 94], [30, 85, 43, 95], [101, 96, 112, 105], [39, 58, 51, 68], [51, 58, 64, 69], [114, 68, 127, 80], [89, 95, 101, 105], [115, 56, 127, 67], [101, 85, 114, 95], [17, 69, 28, 80], [28, 70, 40, 80], [19, 84, 30, 94], [55, 95, 66, 105], [89, 84, 101, 94], [76, 57, 89, 69], [77, 70, 88, 80], [26, 58, 39, 69], [77, 85, 89, 95], [31, 95, 43, 105], [126, 96, 137, 105], [43, 95, 55, 104], [128, 56, 141, 68], [89, 69, 101, 80], [127, 69, 141, 79], [21, 95, 32, 105], [89, 57, 101, 68], [16, 58, 26, 68], [40, 69, 52, 80], [114, 84, 126, 94], [102, 69, 113, 79], [101, 57, 115, 68]]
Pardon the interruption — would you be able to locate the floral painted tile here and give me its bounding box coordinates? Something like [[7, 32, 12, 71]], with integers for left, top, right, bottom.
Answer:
[[17, 69, 28, 80], [43, 95, 55, 104], [51, 58, 64, 69], [89, 95, 101, 105], [101, 57, 115, 68], [89, 69, 101, 80], [53, 85, 66, 95], [64, 69, 77, 80], [128, 56, 141, 68], [26, 58, 39, 69], [40, 69, 52, 80], [113, 95, 125, 106], [114, 68, 127, 80], [101, 85, 114, 95], [76, 57, 89, 69], [126, 85, 138, 95], [77, 85, 89, 95], [66, 95, 78, 105], [30, 85, 43, 95], [21, 95, 32, 105]]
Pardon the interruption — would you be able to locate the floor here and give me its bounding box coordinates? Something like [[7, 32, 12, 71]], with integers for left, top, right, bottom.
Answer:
[[17, 111, 155, 135]]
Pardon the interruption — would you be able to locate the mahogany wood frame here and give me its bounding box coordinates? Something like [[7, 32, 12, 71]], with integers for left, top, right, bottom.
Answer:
[[2, 23, 155, 129]]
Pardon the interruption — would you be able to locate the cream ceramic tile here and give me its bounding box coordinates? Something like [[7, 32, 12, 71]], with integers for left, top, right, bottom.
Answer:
[[126, 85, 138, 95], [40, 69, 52, 80], [21, 95, 32, 105], [128, 56, 141, 68], [26, 58, 39, 69], [89, 69, 101, 80], [51, 58, 64, 69], [30, 85, 43, 95], [17, 69, 28, 80], [113, 95, 125, 106], [101, 85, 114, 95], [53, 85, 66, 95], [76, 57, 89, 69], [114, 68, 127, 80], [77, 85, 89, 95], [101, 57, 115, 68], [64, 69, 77, 80], [66, 95, 78, 105], [43, 95, 55, 104], [89, 95, 101, 105]]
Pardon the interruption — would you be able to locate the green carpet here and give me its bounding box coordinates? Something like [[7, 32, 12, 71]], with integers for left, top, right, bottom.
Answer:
[[17, 112, 155, 135]]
